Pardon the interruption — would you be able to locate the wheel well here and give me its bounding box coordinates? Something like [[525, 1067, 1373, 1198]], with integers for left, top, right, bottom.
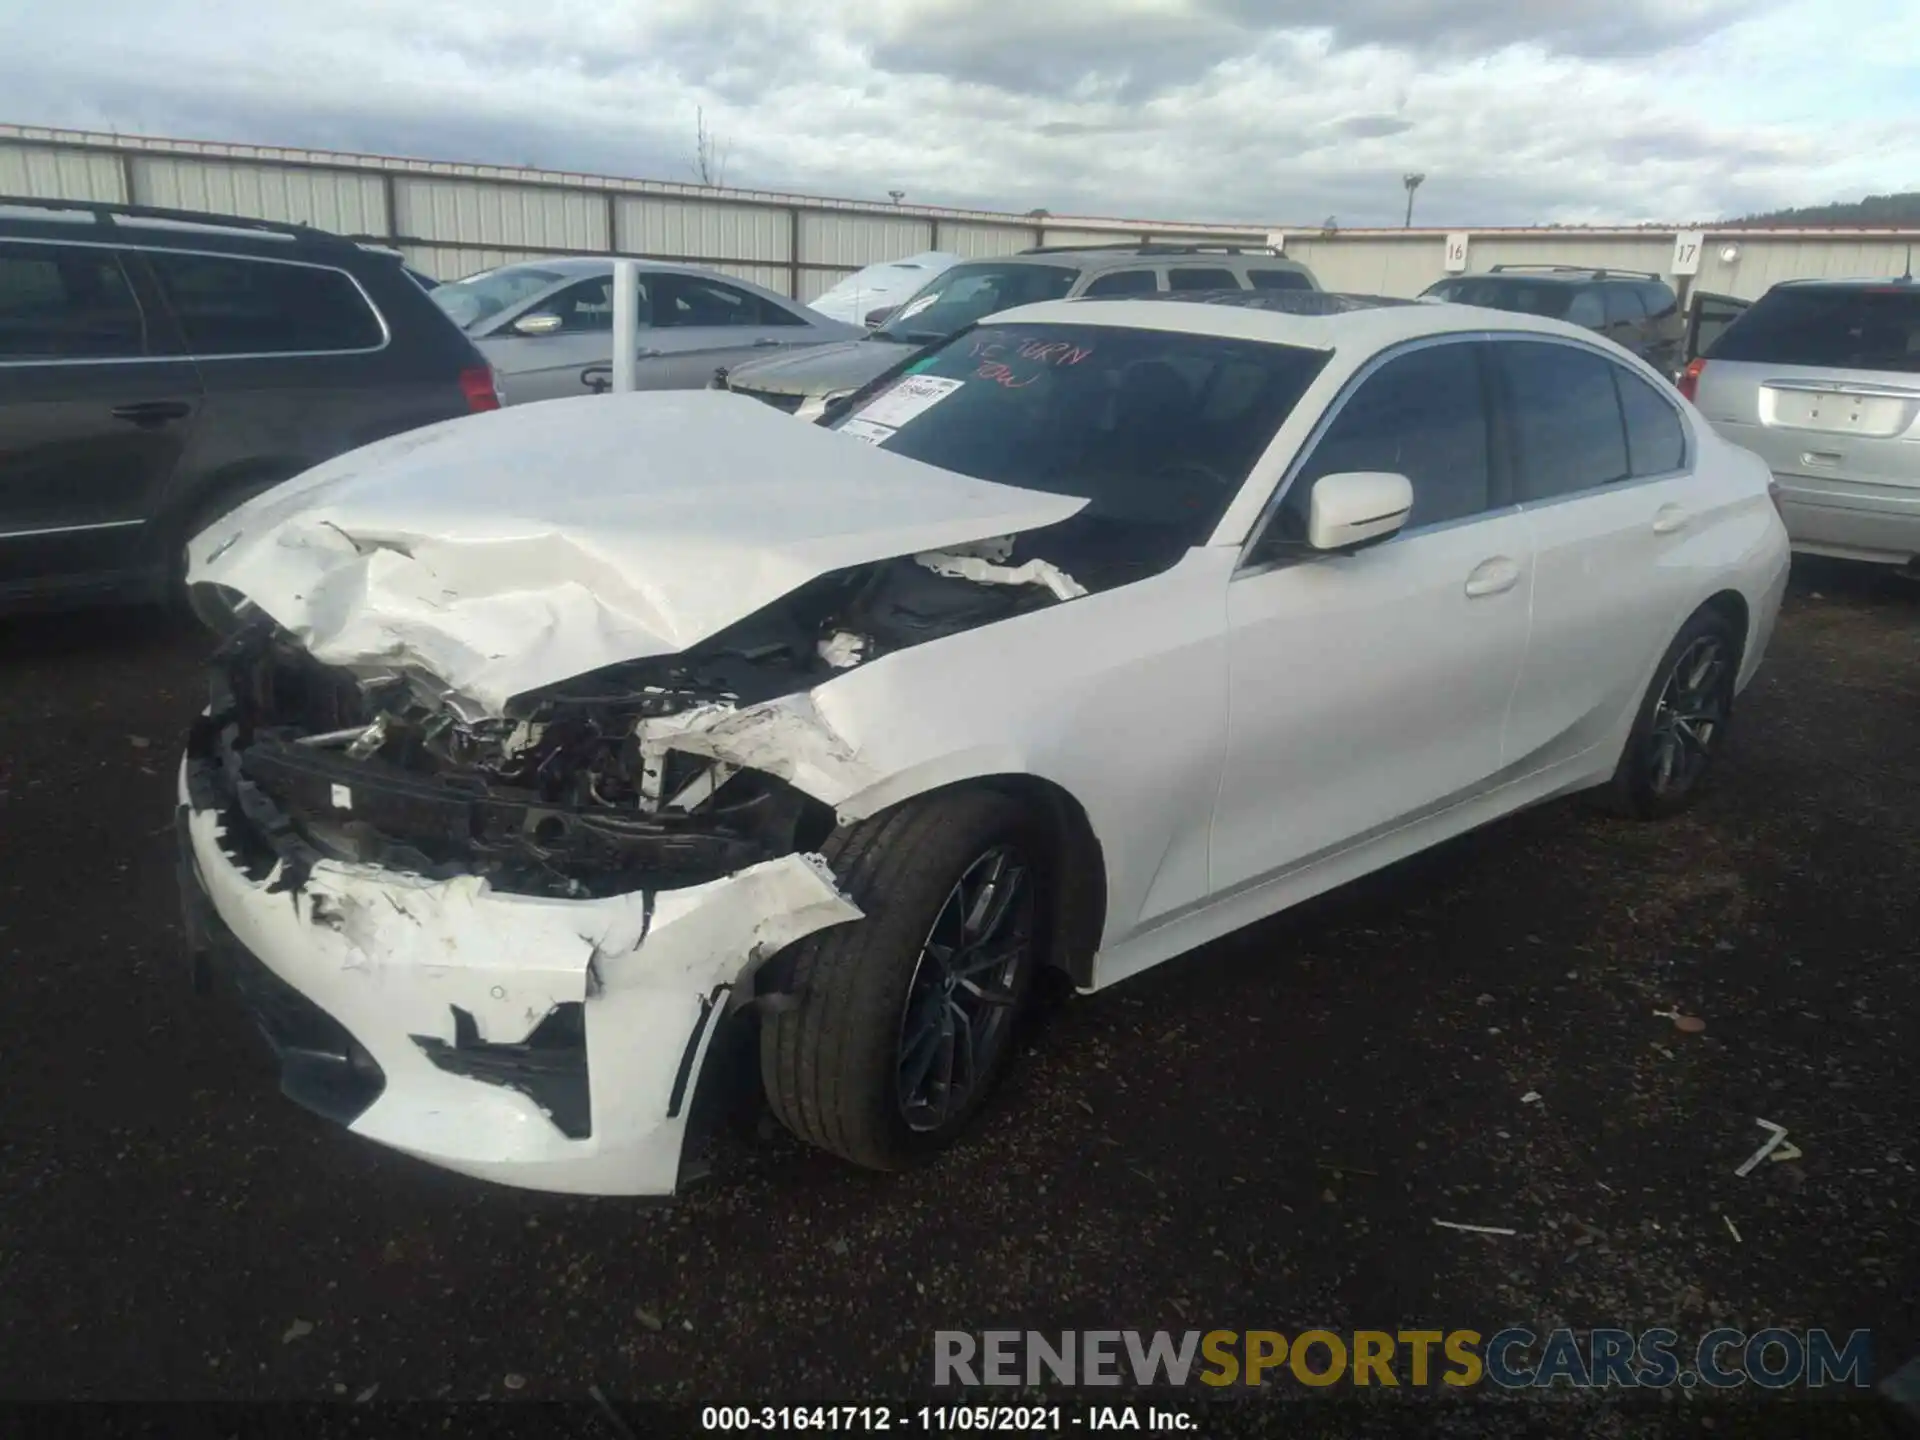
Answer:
[[975, 774, 1108, 990], [169, 460, 309, 552], [1699, 589, 1751, 668]]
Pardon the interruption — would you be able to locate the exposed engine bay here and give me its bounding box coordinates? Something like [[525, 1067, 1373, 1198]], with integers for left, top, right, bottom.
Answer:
[[196, 517, 1164, 902]]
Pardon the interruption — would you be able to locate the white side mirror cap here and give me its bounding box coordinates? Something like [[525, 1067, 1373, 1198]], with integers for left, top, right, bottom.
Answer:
[[1307, 471, 1413, 551]]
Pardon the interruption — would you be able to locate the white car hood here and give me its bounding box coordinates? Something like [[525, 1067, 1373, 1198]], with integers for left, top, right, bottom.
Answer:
[[188, 389, 1085, 717]]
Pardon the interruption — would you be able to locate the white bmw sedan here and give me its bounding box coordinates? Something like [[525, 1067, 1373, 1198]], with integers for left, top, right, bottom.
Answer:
[[177, 291, 1791, 1196]]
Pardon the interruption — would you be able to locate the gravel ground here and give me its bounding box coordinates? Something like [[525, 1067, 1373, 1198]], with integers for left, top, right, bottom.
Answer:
[[1, 559, 1915, 1437]]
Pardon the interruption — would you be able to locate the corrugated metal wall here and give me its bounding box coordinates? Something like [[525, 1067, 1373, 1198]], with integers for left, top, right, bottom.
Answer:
[[6, 126, 1916, 303]]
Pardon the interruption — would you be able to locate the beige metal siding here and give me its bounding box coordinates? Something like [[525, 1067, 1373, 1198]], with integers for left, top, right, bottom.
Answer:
[[394, 178, 608, 251], [400, 245, 560, 280], [1038, 226, 1135, 248], [799, 212, 933, 269], [797, 267, 863, 304], [1693, 239, 1918, 299], [133, 156, 388, 234], [0, 142, 127, 202], [615, 196, 789, 263], [941, 222, 1037, 258]]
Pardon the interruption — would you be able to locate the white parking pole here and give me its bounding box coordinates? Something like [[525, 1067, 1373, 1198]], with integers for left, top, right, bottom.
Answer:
[[611, 259, 638, 393]]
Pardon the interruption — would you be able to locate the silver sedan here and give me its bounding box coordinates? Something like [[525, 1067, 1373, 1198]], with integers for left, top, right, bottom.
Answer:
[[430, 257, 863, 405]]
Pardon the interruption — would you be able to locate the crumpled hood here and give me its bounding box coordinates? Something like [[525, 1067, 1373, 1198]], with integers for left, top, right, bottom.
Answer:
[[721, 337, 914, 397], [188, 389, 1085, 716]]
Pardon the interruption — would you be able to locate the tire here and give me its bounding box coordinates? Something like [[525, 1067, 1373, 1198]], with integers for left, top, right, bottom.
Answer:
[[760, 789, 1047, 1171], [1590, 607, 1742, 820]]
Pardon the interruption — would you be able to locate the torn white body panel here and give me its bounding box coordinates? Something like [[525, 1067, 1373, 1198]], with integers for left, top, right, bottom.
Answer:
[[186, 390, 1084, 717], [182, 787, 860, 1195]]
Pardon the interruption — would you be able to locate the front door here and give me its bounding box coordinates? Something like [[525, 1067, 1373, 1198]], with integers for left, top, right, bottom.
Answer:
[[1210, 339, 1534, 896], [0, 240, 202, 597]]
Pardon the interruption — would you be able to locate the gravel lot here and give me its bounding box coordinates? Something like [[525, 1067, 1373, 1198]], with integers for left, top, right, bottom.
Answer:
[[2, 560, 1915, 1435]]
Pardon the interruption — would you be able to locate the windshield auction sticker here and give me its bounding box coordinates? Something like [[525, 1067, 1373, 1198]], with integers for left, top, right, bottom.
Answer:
[[838, 418, 897, 446], [852, 374, 963, 429]]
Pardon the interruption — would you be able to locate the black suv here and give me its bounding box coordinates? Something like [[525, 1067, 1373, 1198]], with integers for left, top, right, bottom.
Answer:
[[1421, 265, 1685, 374], [0, 197, 499, 622]]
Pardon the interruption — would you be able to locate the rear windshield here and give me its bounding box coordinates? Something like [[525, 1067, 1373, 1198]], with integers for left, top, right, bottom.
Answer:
[[827, 323, 1329, 547], [1423, 277, 1574, 319], [1707, 285, 1920, 372], [872, 263, 1078, 344]]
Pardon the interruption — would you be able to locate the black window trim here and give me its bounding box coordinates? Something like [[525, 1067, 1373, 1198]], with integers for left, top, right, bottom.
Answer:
[[1234, 332, 1513, 579], [0, 233, 391, 365], [1484, 333, 1694, 513]]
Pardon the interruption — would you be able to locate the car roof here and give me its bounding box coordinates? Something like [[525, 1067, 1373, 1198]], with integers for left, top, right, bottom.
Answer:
[[943, 248, 1310, 275], [469, 255, 767, 281], [1773, 276, 1919, 291], [990, 292, 1604, 350]]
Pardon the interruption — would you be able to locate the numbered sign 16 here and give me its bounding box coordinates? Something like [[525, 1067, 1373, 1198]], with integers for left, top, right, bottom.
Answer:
[[1444, 233, 1470, 272]]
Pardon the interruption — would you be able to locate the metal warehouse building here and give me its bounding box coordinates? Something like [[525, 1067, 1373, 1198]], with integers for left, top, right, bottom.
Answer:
[[4, 122, 1915, 302]]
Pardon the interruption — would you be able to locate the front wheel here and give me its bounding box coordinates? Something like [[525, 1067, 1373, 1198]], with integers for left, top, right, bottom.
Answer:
[[760, 790, 1045, 1171], [1592, 608, 1741, 819]]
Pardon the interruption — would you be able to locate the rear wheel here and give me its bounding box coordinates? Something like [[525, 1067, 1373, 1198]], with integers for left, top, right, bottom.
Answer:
[[1592, 608, 1741, 819], [760, 789, 1044, 1171]]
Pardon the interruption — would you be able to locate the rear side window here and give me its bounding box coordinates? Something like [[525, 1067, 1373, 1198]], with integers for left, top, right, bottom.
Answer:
[[1167, 267, 1240, 291], [1248, 269, 1313, 291], [1615, 369, 1687, 475], [1604, 287, 1645, 324], [147, 252, 383, 355], [1281, 340, 1492, 535], [1496, 341, 1629, 498], [0, 244, 150, 360], [1707, 285, 1920, 372], [1564, 290, 1606, 328], [1081, 269, 1157, 297], [651, 274, 803, 327], [1638, 282, 1678, 319]]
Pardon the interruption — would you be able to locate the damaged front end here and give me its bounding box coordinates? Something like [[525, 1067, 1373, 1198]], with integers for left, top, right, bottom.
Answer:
[[177, 534, 1089, 1195]]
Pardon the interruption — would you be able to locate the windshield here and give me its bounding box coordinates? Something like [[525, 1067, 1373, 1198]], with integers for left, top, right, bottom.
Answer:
[[430, 265, 566, 331], [872, 263, 1078, 343], [1422, 277, 1575, 319], [1707, 285, 1920, 372], [827, 323, 1329, 551]]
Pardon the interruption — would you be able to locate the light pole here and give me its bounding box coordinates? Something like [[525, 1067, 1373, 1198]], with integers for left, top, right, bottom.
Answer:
[[1403, 172, 1426, 228]]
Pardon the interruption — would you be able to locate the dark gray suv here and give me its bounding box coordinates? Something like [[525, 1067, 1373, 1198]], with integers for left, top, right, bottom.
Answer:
[[1421, 265, 1685, 374], [0, 197, 500, 622]]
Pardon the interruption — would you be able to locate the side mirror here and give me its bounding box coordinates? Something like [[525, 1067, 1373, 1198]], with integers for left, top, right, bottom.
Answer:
[[512, 311, 564, 337], [1306, 471, 1413, 552], [864, 306, 897, 328]]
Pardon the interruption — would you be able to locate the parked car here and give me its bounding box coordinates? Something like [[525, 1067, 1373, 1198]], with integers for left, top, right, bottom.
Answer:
[[1681, 276, 1920, 570], [1421, 265, 1685, 374], [0, 196, 500, 624], [715, 244, 1321, 417], [177, 288, 1788, 1197], [807, 250, 961, 326], [428, 257, 863, 405]]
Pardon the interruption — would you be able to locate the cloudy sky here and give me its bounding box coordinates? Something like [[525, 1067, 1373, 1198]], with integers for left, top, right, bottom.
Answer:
[[2, 0, 1916, 227]]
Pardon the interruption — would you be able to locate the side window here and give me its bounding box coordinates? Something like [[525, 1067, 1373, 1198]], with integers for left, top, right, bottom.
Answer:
[[1603, 287, 1645, 325], [1564, 289, 1606, 328], [1248, 269, 1313, 291], [1615, 366, 1687, 476], [147, 252, 383, 355], [1495, 340, 1630, 499], [0, 244, 149, 360], [1167, 267, 1240, 291], [1263, 341, 1491, 552], [543, 276, 619, 332], [1082, 269, 1157, 297], [651, 274, 795, 328], [1639, 283, 1678, 320]]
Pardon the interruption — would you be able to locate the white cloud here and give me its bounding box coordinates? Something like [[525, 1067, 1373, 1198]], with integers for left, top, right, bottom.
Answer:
[[0, 0, 1914, 225]]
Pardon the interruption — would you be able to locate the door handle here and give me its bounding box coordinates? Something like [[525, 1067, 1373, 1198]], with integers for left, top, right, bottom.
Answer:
[[752, 337, 783, 347], [1464, 556, 1520, 598], [1652, 503, 1689, 534], [110, 400, 191, 427]]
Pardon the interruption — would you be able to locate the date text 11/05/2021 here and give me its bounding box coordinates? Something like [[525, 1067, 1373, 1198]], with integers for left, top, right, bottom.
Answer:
[[701, 1407, 1193, 1432]]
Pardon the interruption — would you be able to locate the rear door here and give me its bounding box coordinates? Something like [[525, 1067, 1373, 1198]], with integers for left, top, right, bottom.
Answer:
[[641, 273, 821, 388], [1691, 285, 1920, 495], [1496, 337, 1702, 773], [1601, 285, 1648, 355], [1683, 291, 1750, 361], [0, 238, 202, 597]]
